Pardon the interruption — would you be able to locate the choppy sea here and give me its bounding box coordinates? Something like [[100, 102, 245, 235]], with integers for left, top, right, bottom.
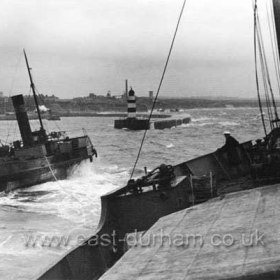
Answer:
[[0, 108, 266, 279]]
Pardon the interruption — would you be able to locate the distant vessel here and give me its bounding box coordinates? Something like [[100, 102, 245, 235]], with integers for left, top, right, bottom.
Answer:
[[46, 112, 61, 121], [0, 50, 97, 192]]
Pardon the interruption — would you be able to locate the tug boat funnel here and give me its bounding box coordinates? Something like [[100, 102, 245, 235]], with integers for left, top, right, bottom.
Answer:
[[12, 94, 34, 147]]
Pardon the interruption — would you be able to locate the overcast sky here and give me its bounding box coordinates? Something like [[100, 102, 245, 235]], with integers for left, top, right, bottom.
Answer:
[[0, 0, 274, 98]]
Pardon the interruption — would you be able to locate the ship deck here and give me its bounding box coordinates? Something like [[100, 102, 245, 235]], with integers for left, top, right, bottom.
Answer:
[[100, 183, 280, 280]]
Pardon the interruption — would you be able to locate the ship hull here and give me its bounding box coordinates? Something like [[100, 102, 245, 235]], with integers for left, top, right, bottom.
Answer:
[[0, 150, 92, 192], [35, 132, 280, 280], [0, 133, 96, 192], [0, 156, 91, 192]]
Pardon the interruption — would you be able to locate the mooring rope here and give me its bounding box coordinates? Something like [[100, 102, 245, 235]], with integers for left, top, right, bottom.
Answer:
[[43, 155, 88, 225], [130, 0, 187, 179], [44, 156, 58, 181]]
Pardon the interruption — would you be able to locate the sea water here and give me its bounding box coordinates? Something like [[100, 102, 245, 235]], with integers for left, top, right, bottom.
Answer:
[[0, 107, 266, 279]]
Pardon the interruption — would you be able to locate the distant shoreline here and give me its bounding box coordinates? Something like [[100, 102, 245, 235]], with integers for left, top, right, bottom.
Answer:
[[0, 106, 263, 121], [0, 113, 172, 121], [60, 112, 171, 118], [0, 95, 267, 122]]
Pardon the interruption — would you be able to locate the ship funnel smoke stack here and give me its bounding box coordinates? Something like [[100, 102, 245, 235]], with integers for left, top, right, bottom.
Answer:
[[127, 88, 136, 119], [12, 94, 34, 146]]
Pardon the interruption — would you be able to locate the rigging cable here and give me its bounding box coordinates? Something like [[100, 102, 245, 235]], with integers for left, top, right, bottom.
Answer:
[[254, 1, 267, 136], [267, 3, 280, 97], [256, 13, 279, 125], [257, 31, 273, 129], [269, 1, 280, 99], [26, 88, 37, 133], [129, 0, 187, 179]]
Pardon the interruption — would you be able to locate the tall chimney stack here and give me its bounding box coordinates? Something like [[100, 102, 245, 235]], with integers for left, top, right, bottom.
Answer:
[[125, 80, 128, 98]]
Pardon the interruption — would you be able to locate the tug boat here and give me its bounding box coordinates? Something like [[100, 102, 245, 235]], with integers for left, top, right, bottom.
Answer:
[[0, 50, 97, 192]]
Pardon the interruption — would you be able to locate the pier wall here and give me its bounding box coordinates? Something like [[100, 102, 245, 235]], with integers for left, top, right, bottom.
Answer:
[[114, 118, 150, 130], [153, 116, 191, 129]]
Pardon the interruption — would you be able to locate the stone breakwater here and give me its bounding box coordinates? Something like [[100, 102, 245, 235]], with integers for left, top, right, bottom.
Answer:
[[153, 116, 191, 129]]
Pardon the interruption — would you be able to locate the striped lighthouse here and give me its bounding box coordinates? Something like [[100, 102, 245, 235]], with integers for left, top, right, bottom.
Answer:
[[114, 83, 150, 130], [127, 87, 136, 119]]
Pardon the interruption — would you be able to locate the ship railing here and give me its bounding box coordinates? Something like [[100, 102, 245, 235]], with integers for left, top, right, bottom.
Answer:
[[47, 131, 66, 141], [47, 128, 90, 140]]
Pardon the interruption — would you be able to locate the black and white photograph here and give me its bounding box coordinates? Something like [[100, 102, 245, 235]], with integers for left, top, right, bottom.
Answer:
[[0, 0, 280, 279]]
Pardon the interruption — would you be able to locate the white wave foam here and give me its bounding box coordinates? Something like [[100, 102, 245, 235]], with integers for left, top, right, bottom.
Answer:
[[179, 123, 191, 128], [191, 117, 214, 122], [218, 121, 240, 126], [186, 122, 216, 127], [0, 161, 129, 229], [166, 143, 174, 148]]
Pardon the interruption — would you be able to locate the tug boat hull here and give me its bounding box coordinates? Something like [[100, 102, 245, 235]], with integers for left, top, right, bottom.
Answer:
[[0, 135, 95, 192]]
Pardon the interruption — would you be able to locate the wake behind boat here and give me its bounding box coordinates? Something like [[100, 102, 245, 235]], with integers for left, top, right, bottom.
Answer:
[[0, 50, 97, 192]]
